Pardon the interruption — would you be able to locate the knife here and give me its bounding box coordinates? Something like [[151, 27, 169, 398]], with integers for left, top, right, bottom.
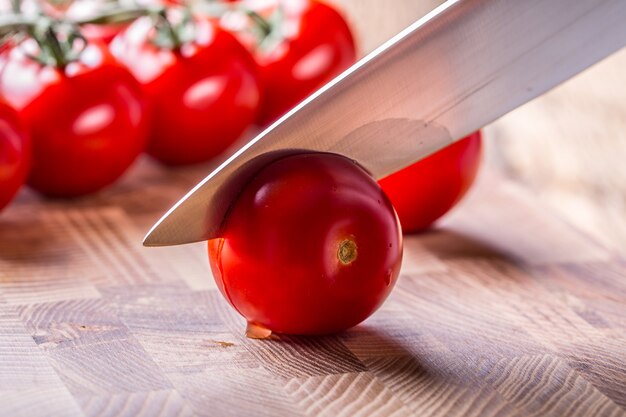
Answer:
[[143, 0, 626, 247]]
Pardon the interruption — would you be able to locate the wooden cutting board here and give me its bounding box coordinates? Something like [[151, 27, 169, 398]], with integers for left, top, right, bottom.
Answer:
[[1, 158, 625, 417]]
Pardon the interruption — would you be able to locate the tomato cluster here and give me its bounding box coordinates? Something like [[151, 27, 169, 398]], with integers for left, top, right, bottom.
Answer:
[[0, 0, 356, 206]]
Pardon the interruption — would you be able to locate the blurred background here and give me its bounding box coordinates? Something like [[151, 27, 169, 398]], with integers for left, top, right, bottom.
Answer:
[[336, 0, 626, 254], [1, 0, 625, 252]]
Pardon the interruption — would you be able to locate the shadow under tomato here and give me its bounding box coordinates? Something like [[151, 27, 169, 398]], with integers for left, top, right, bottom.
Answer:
[[250, 324, 458, 381], [339, 325, 474, 383]]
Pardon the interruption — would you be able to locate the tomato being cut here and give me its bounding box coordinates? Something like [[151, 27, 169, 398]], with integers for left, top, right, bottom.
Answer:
[[0, 39, 149, 197], [0, 100, 29, 212], [221, 0, 356, 125], [111, 14, 261, 165], [208, 152, 403, 336], [379, 132, 482, 233]]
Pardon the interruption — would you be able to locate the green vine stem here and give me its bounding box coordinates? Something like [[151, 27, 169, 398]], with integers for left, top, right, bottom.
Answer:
[[43, 24, 68, 67], [10, 0, 20, 13], [0, 5, 163, 67], [0, 14, 38, 37], [149, 7, 197, 50], [75, 5, 163, 26], [246, 10, 271, 38]]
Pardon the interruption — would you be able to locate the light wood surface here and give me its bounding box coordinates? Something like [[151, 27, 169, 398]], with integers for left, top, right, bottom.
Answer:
[[2, 1, 626, 416], [2, 160, 626, 417]]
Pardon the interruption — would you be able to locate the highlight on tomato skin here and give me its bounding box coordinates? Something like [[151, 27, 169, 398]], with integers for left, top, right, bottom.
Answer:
[[379, 131, 483, 233], [208, 152, 403, 336], [0, 100, 30, 212]]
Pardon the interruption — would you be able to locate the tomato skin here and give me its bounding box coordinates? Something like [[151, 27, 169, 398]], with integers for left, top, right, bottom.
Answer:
[[232, 0, 356, 125], [0, 100, 30, 211], [379, 132, 482, 233], [111, 17, 261, 166], [0, 41, 149, 197], [208, 152, 402, 335]]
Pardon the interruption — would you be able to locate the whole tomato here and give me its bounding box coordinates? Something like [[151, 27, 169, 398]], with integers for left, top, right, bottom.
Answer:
[[379, 132, 482, 233], [222, 0, 356, 125], [0, 100, 30, 211], [0, 40, 149, 197], [111, 15, 261, 165], [208, 152, 403, 336]]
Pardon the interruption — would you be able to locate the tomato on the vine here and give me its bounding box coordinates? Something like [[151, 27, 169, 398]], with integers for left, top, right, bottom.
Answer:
[[111, 14, 261, 165], [221, 0, 356, 125], [379, 132, 483, 233], [208, 152, 402, 336], [0, 100, 30, 211], [0, 39, 149, 197]]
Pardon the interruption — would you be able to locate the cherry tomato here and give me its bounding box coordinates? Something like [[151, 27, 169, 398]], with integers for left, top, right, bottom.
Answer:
[[223, 0, 356, 125], [111, 16, 261, 165], [0, 40, 149, 197], [0, 100, 30, 211], [379, 132, 482, 233], [208, 152, 403, 335]]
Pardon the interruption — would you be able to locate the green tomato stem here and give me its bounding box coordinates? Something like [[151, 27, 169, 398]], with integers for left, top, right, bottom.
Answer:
[[0, 14, 37, 37], [73, 5, 162, 26], [44, 24, 68, 69], [246, 10, 272, 38], [10, 0, 20, 13]]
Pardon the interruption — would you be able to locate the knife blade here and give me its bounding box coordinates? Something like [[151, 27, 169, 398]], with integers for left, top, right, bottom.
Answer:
[[143, 0, 626, 247]]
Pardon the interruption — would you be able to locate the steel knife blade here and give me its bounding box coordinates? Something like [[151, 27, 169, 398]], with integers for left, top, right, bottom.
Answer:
[[143, 0, 626, 247]]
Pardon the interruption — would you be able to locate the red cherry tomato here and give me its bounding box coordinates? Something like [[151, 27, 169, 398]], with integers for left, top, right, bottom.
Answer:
[[111, 16, 261, 165], [0, 100, 30, 211], [0, 41, 149, 197], [225, 0, 356, 125], [379, 131, 482, 233], [208, 152, 403, 335]]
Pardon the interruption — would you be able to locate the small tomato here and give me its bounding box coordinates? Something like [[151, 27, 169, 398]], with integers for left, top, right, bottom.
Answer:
[[0, 40, 149, 197], [379, 132, 482, 233], [0, 100, 29, 211], [208, 152, 403, 336]]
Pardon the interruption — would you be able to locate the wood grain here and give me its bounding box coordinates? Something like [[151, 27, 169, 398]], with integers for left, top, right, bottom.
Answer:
[[2, 157, 626, 416], [2, 1, 626, 416]]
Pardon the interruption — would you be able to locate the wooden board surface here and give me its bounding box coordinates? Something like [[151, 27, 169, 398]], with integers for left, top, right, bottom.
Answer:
[[2, 1, 626, 415], [1, 159, 626, 417]]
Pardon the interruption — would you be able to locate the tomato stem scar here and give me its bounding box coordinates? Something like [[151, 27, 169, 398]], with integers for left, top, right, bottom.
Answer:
[[337, 239, 358, 265]]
